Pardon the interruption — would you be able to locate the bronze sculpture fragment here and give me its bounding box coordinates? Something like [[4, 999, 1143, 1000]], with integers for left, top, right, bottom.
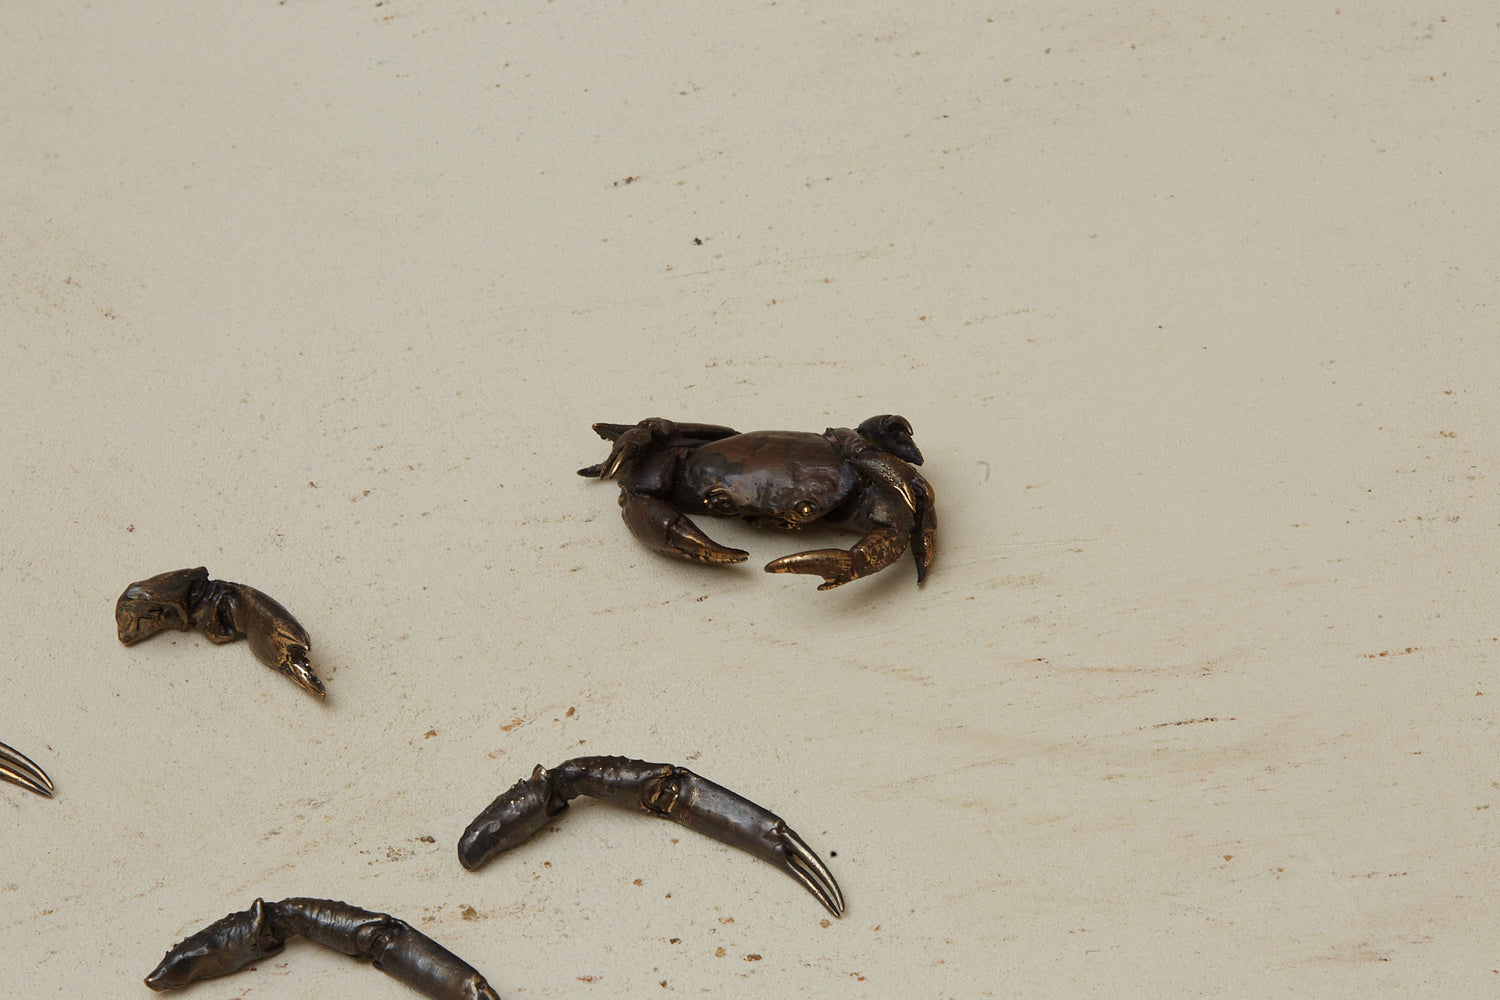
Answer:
[[115, 567, 325, 697], [579, 415, 936, 589], [144, 897, 500, 999], [0, 740, 54, 797], [458, 755, 845, 916]]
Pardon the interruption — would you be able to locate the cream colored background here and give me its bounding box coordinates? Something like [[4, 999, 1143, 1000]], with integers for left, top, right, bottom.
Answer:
[[3, 2, 1497, 997]]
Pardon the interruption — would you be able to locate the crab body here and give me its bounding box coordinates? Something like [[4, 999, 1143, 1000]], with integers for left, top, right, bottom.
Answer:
[[580, 416, 935, 589]]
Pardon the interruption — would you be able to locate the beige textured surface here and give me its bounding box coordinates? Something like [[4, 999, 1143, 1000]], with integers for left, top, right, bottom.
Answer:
[[3, 3, 1497, 997]]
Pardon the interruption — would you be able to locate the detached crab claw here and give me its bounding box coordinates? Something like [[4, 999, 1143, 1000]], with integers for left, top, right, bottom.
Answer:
[[458, 755, 845, 917], [0, 740, 54, 797], [145, 897, 501, 999], [116, 567, 326, 698]]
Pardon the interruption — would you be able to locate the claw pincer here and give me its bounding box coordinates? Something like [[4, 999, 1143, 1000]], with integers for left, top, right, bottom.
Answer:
[[115, 567, 325, 697], [0, 740, 54, 797], [458, 755, 845, 916], [144, 897, 500, 1000]]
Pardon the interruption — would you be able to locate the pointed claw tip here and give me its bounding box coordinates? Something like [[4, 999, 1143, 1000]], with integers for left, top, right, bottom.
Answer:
[[778, 825, 844, 916], [0, 743, 55, 797], [284, 661, 326, 698]]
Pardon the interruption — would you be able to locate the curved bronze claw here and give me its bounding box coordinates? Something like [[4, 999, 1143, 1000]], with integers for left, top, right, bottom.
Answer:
[[458, 755, 845, 917], [0, 740, 54, 797], [144, 897, 500, 1000], [115, 567, 325, 698]]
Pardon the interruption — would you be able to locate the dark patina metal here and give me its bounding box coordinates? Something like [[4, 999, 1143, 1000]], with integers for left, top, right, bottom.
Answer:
[[144, 897, 500, 999], [115, 567, 325, 697], [579, 415, 936, 589], [458, 755, 844, 916]]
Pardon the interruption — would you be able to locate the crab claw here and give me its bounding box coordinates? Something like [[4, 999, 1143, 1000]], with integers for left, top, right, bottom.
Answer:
[[459, 756, 845, 916], [621, 495, 749, 565], [146, 897, 502, 999], [117, 568, 327, 699], [768, 434, 935, 588], [849, 450, 920, 512], [764, 548, 866, 590], [239, 595, 325, 698], [0, 740, 54, 797], [769, 820, 846, 918]]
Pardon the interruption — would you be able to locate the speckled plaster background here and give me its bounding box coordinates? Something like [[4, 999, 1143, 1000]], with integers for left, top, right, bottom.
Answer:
[[3, 3, 1498, 997]]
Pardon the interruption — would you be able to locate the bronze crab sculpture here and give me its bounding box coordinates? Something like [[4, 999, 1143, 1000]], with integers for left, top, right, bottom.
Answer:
[[580, 415, 935, 589]]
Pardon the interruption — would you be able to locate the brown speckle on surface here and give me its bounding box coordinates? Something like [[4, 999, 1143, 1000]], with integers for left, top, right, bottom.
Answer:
[[714, 947, 725, 958], [744, 953, 762, 962], [461, 905, 479, 920], [1152, 717, 1228, 728], [423, 728, 437, 738]]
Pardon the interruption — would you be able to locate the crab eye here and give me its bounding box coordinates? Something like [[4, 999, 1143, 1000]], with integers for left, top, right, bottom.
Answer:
[[794, 500, 818, 519], [705, 489, 736, 514]]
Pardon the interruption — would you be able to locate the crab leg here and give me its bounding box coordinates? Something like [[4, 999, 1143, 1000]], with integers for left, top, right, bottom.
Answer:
[[0, 740, 54, 797], [116, 567, 325, 698], [458, 755, 844, 917], [144, 897, 501, 1000], [577, 418, 740, 478]]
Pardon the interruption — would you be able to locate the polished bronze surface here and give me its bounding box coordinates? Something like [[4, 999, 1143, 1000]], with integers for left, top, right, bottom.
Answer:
[[579, 415, 936, 589], [115, 567, 325, 697], [459, 754, 844, 916], [0, 740, 53, 797]]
